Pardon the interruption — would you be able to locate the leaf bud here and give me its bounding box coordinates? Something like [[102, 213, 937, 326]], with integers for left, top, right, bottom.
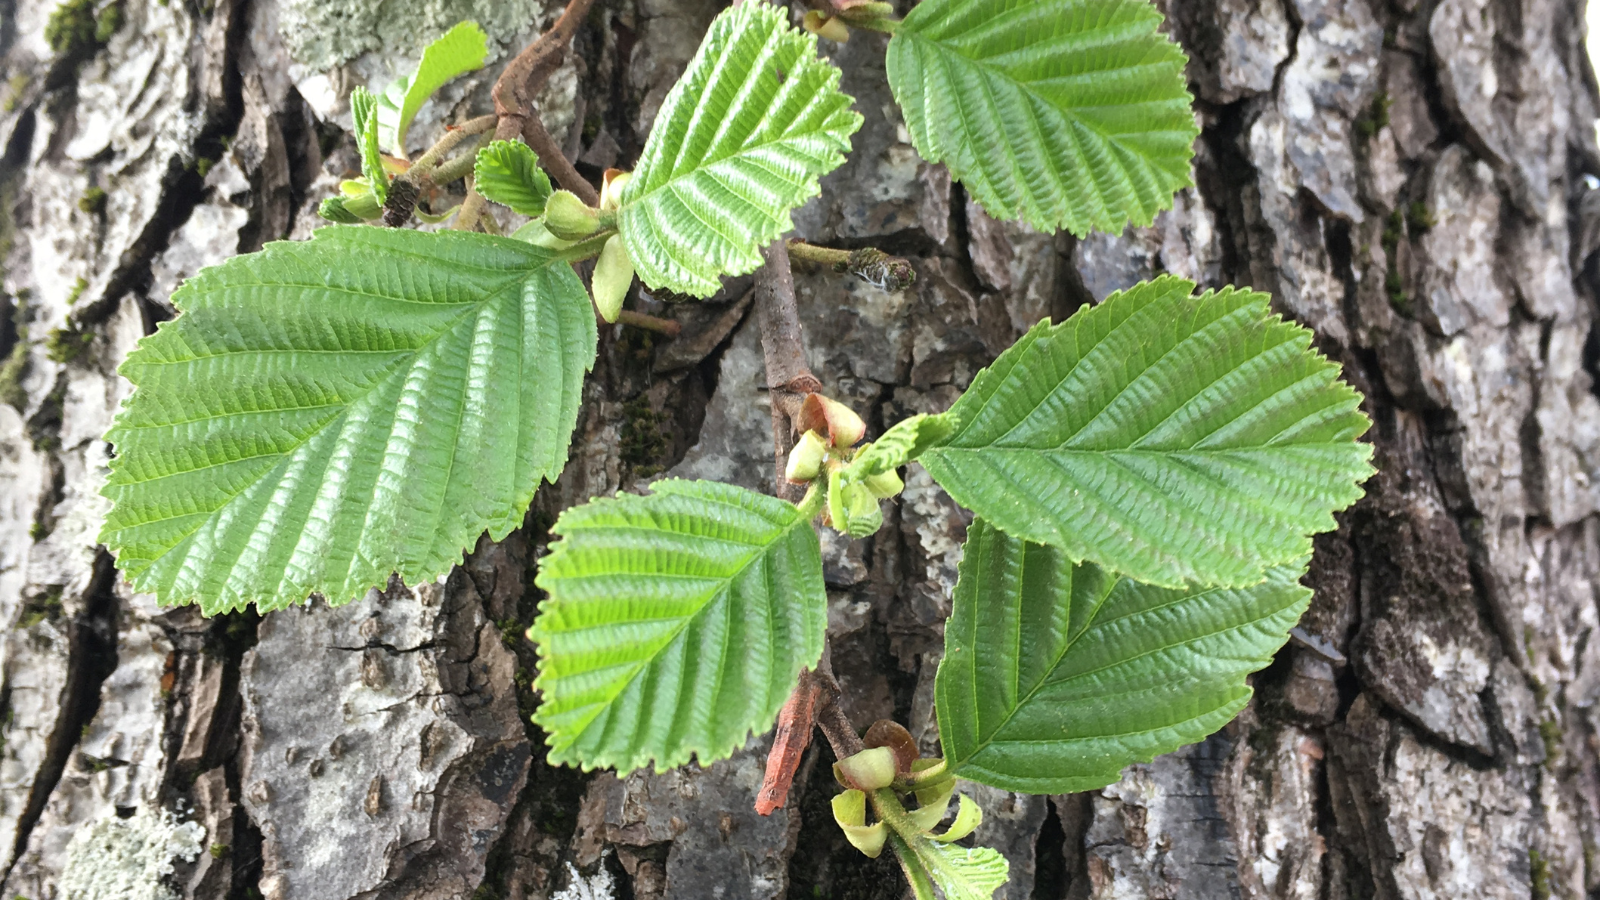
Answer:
[[592, 236, 635, 322], [834, 746, 897, 791], [544, 189, 602, 240], [786, 430, 829, 484], [862, 468, 904, 499], [797, 393, 867, 449], [830, 790, 887, 858]]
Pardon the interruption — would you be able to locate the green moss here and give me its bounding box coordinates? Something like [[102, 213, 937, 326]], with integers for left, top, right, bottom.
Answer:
[[78, 187, 106, 215], [18, 589, 62, 628], [1529, 848, 1551, 900], [28, 521, 44, 541], [45, 324, 92, 363], [45, 0, 99, 55], [1, 74, 29, 113], [66, 277, 87, 305], [1538, 718, 1562, 765], [1381, 208, 1411, 315], [93, 3, 122, 42], [620, 394, 668, 476], [208, 843, 229, 859], [1356, 92, 1392, 137], [0, 292, 30, 412], [1406, 201, 1436, 233], [194, 157, 215, 177]]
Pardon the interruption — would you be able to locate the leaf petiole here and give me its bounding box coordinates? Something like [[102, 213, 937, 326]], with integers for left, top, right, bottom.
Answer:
[[794, 481, 827, 520]]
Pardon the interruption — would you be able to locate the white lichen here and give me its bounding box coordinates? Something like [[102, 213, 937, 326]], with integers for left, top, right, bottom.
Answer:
[[553, 858, 617, 900], [60, 807, 206, 900]]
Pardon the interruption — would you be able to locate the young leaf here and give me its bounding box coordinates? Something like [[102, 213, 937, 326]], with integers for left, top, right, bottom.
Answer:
[[918, 276, 1373, 589], [936, 519, 1310, 793], [841, 412, 960, 483], [889, 832, 1010, 900], [377, 21, 490, 156], [100, 227, 597, 615], [350, 87, 389, 203], [618, 2, 863, 297], [885, 0, 1199, 236], [474, 140, 554, 216], [531, 480, 828, 774]]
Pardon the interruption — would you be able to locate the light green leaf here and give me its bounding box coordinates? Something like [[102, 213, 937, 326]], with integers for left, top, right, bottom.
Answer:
[[531, 480, 828, 773], [474, 140, 554, 216], [351, 86, 388, 203], [919, 276, 1373, 589], [618, 2, 862, 298], [890, 831, 1010, 900], [936, 520, 1310, 793], [841, 412, 960, 483], [377, 21, 490, 156], [886, 0, 1199, 236], [100, 227, 597, 615]]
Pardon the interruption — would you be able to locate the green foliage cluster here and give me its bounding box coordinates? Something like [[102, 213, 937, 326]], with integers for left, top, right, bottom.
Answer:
[[97, 4, 1374, 897]]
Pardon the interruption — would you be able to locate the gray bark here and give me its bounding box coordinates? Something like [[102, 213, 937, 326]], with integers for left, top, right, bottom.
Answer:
[[1, 0, 1597, 897]]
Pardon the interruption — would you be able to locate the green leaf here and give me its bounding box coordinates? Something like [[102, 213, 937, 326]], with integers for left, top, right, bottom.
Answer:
[[474, 140, 554, 216], [841, 412, 960, 483], [618, 2, 862, 298], [919, 276, 1372, 589], [886, 0, 1199, 236], [531, 480, 828, 773], [100, 227, 597, 615], [351, 87, 389, 203], [377, 21, 490, 156], [889, 831, 1010, 900], [937, 520, 1310, 794]]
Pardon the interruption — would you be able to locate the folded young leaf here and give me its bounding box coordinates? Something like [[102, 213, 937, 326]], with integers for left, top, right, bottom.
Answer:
[[618, 2, 862, 297], [101, 227, 596, 614], [841, 411, 960, 484], [936, 520, 1310, 793], [919, 276, 1373, 589], [474, 140, 554, 216], [351, 87, 389, 203], [377, 21, 489, 156], [886, 0, 1199, 237], [888, 831, 1010, 900], [531, 480, 828, 774]]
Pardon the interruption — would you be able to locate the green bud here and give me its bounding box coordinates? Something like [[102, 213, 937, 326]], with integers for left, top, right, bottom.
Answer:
[[786, 430, 829, 484], [802, 10, 851, 42], [592, 236, 634, 322], [834, 746, 897, 791], [319, 195, 376, 224], [544, 189, 601, 240], [862, 468, 904, 499]]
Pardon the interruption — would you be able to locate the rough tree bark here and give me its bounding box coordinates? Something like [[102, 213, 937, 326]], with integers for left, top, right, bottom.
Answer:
[[1, 0, 1597, 897]]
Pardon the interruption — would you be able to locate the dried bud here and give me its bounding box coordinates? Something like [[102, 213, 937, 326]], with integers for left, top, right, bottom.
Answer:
[[544, 189, 601, 240], [802, 10, 851, 42], [797, 393, 867, 449], [786, 430, 829, 484], [600, 169, 632, 211]]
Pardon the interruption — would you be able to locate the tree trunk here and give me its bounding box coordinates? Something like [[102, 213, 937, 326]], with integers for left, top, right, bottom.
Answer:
[[1, 0, 1597, 897]]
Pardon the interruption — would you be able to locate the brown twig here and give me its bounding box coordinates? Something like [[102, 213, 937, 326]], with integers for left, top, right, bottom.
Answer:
[[615, 310, 681, 337], [755, 240, 821, 502], [455, 0, 598, 230], [524, 114, 600, 206]]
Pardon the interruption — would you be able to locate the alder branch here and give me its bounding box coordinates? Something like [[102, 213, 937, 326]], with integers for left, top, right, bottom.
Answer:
[[755, 240, 821, 502]]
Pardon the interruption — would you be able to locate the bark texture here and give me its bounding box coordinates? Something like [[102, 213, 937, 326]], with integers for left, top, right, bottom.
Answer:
[[1, 0, 1598, 898]]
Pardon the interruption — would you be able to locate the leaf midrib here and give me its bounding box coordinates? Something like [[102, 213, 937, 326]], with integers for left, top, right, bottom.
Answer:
[[114, 268, 536, 580], [557, 504, 813, 743], [899, 27, 1188, 150]]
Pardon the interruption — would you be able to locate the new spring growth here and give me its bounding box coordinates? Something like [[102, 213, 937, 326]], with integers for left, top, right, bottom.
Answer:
[[591, 170, 636, 322], [783, 394, 906, 536]]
